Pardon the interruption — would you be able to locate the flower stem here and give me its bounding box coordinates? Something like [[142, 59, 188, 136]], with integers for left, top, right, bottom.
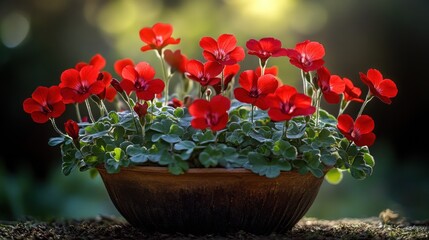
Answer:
[[251, 104, 254, 124], [85, 99, 96, 123], [283, 120, 289, 139], [50, 118, 67, 137], [301, 70, 307, 95], [357, 91, 374, 117], [315, 89, 322, 126], [74, 104, 82, 122], [220, 70, 225, 96], [157, 51, 169, 106]]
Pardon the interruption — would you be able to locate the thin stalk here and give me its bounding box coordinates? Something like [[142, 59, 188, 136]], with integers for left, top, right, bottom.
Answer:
[[85, 99, 96, 123], [99, 100, 109, 116], [301, 70, 307, 95], [50, 118, 67, 137], [157, 51, 169, 106], [118, 92, 140, 134], [357, 91, 374, 117], [220, 71, 225, 96], [259, 58, 267, 76], [74, 104, 82, 122], [251, 105, 254, 124], [315, 90, 322, 127], [283, 120, 289, 139]]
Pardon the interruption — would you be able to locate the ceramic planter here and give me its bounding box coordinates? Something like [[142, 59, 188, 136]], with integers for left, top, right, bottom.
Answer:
[[97, 166, 324, 234]]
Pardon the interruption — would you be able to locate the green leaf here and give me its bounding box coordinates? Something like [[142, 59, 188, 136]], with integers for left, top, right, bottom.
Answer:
[[245, 152, 291, 178], [273, 140, 297, 160], [109, 111, 119, 124], [168, 158, 189, 175], [363, 153, 375, 167], [113, 126, 125, 142], [303, 150, 321, 169], [199, 152, 218, 167], [309, 167, 324, 178], [173, 107, 184, 118], [105, 158, 120, 173], [325, 168, 343, 185], [192, 130, 216, 144], [151, 133, 163, 142], [241, 121, 253, 133], [320, 152, 338, 166], [112, 147, 124, 161], [226, 130, 244, 145], [161, 134, 181, 143], [126, 145, 149, 164], [169, 124, 184, 136], [286, 121, 306, 139], [150, 119, 172, 133], [174, 141, 196, 151], [48, 137, 66, 146]]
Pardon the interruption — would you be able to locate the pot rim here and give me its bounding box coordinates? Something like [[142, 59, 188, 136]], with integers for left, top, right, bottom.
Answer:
[[95, 165, 322, 177]]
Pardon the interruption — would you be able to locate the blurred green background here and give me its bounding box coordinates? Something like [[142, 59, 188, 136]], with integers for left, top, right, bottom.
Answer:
[[1, 0, 428, 221]]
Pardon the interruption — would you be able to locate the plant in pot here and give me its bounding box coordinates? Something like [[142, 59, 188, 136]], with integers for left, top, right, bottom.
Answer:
[[22, 22, 398, 234]]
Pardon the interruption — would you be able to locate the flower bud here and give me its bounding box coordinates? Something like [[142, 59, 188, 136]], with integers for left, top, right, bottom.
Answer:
[[111, 78, 123, 93]]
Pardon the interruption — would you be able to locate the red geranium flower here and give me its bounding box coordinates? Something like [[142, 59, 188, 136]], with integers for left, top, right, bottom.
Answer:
[[75, 54, 106, 71], [119, 62, 165, 101], [164, 49, 188, 74], [234, 70, 278, 110], [64, 119, 80, 147], [285, 40, 325, 72], [343, 78, 364, 103], [114, 59, 135, 77], [133, 102, 149, 119], [337, 114, 376, 147], [59, 66, 105, 103], [246, 37, 288, 65], [185, 60, 223, 87], [359, 68, 398, 104], [23, 86, 65, 123], [200, 34, 245, 65], [168, 98, 183, 108], [96, 71, 117, 102], [317, 67, 345, 104], [268, 85, 315, 121], [189, 95, 230, 131], [213, 64, 240, 94], [139, 23, 180, 53]]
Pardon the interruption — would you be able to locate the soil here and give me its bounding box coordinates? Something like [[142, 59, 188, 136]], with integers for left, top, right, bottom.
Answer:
[[1, 215, 428, 240]]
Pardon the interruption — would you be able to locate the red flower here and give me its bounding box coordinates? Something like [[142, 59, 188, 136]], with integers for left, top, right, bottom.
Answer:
[[164, 49, 188, 74], [234, 70, 278, 110], [317, 67, 345, 104], [213, 64, 240, 94], [359, 69, 398, 104], [114, 59, 135, 77], [255, 66, 278, 77], [200, 34, 245, 65], [119, 62, 165, 101], [96, 71, 117, 102], [185, 60, 223, 87], [337, 114, 376, 147], [189, 95, 230, 131], [285, 40, 325, 72], [23, 86, 65, 123], [268, 85, 315, 121], [168, 98, 183, 108], [59, 66, 105, 103], [139, 23, 180, 53], [246, 37, 288, 65], [133, 102, 149, 119], [75, 54, 106, 71], [64, 119, 80, 146], [343, 78, 364, 103]]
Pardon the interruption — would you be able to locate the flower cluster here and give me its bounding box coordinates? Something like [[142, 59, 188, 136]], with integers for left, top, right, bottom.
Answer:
[[23, 23, 398, 181]]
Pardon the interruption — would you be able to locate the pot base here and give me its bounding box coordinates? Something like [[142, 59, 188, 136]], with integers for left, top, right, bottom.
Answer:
[[97, 166, 324, 235]]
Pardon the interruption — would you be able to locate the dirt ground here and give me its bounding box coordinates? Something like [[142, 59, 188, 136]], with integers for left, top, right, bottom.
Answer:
[[1, 215, 428, 240]]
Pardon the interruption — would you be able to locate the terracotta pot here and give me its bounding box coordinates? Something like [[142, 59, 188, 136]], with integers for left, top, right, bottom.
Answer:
[[97, 166, 324, 234]]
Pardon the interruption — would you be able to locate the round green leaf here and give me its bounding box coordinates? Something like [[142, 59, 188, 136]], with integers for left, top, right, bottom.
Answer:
[[325, 168, 343, 185]]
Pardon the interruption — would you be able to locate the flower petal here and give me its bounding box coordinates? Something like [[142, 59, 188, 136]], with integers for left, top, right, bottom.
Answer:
[[355, 133, 376, 147], [189, 99, 210, 118], [23, 98, 41, 113], [210, 95, 230, 114], [152, 23, 173, 39], [146, 79, 165, 94], [199, 37, 218, 53], [191, 118, 208, 130], [31, 86, 49, 105], [275, 85, 297, 103], [218, 34, 237, 53], [60, 69, 80, 90], [238, 70, 256, 91], [304, 41, 325, 60], [234, 88, 254, 105], [337, 114, 354, 134], [31, 111, 49, 124], [379, 79, 398, 98], [89, 54, 106, 70], [114, 59, 134, 76], [258, 74, 279, 94], [139, 27, 156, 44], [211, 113, 228, 131], [355, 115, 374, 134], [268, 108, 291, 122], [135, 62, 156, 80]]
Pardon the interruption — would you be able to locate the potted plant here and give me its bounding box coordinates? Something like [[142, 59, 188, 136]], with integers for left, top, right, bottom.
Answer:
[[22, 23, 398, 234]]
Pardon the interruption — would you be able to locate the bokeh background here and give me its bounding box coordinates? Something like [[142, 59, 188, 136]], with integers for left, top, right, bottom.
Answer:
[[1, 0, 428, 221]]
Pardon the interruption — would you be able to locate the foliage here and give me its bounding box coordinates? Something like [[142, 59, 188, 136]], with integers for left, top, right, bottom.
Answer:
[[23, 23, 398, 182]]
